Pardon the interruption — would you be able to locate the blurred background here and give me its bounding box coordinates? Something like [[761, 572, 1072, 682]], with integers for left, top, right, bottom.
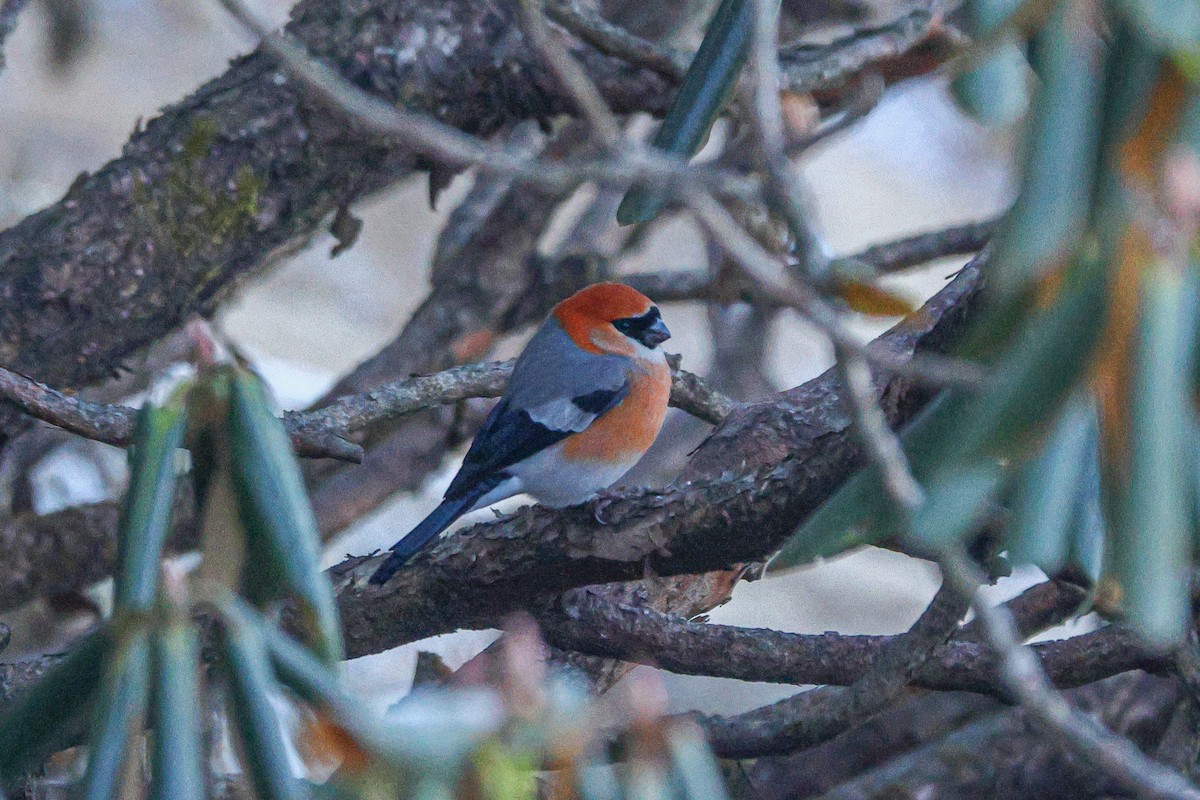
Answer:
[[0, 0, 1061, 715]]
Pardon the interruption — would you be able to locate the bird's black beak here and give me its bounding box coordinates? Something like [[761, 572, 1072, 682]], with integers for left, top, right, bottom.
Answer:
[[639, 317, 671, 347]]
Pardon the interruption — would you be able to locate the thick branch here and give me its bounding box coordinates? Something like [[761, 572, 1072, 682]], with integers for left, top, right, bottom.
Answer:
[[0, 124, 573, 615], [818, 673, 1185, 800], [940, 551, 1200, 800], [0, 357, 720, 614], [0, 489, 196, 613], [732, 691, 999, 800], [332, 255, 984, 658], [537, 589, 1160, 699], [698, 580, 971, 758], [0, 228, 987, 633], [0, 0, 671, 394]]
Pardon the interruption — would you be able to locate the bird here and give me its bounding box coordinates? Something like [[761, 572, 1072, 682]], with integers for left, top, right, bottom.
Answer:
[[368, 283, 672, 585]]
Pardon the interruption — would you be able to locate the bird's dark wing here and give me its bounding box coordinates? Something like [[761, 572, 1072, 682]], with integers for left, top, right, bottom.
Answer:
[[443, 383, 629, 501]]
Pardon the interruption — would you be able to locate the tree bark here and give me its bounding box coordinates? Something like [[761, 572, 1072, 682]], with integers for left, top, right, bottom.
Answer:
[[0, 0, 670, 397]]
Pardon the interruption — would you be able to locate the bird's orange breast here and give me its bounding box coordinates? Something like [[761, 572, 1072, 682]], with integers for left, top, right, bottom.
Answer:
[[562, 363, 671, 462]]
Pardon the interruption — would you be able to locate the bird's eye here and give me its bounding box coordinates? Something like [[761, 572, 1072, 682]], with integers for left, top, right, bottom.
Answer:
[[613, 319, 635, 335]]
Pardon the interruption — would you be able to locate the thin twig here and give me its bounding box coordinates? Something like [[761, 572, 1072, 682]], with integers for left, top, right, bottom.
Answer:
[[834, 344, 925, 513], [546, 0, 948, 94], [429, 121, 550, 271], [551, 218, 997, 309], [686, 189, 984, 388], [0, 360, 732, 462], [214, 0, 949, 202], [722, 72, 888, 173], [745, 0, 927, 517], [7, 258, 985, 671], [293, 357, 731, 439], [0, 367, 136, 449], [746, 0, 828, 278], [845, 218, 1000, 275], [788, 72, 885, 153], [0, 212, 996, 461], [516, 0, 623, 147], [939, 549, 1200, 800], [544, 0, 688, 80], [214, 0, 755, 198], [778, 8, 952, 91], [302, 122, 594, 528], [331, 259, 986, 655]]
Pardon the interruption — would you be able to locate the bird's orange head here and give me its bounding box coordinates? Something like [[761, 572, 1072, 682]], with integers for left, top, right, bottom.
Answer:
[[552, 283, 671, 356]]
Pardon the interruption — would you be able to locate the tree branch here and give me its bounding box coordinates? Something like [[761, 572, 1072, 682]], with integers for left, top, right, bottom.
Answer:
[[731, 691, 1000, 800], [0, 357, 729, 462], [218, 0, 733, 196], [536, 587, 1157, 701], [0, 488, 196, 614], [818, 672, 1185, 800], [957, 577, 1087, 643], [545, 0, 688, 80], [301, 121, 592, 532], [846, 219, 999, 275], [330, 255, 984, 658], [220, 0, 950, 195], [0, 0, 956, 408], [697, 579, 971, 758], [515, 0, 624, 148], [0, 121, 571, 616], [0, 0, 675, 397], [0, 227, 987, 634], [778, 8, 960, 95], [939, 550, 1200, 800], [0, 0, 964, 623]]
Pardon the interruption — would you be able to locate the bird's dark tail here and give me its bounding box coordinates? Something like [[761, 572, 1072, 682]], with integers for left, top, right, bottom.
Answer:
[[368, 491, 481, 585]]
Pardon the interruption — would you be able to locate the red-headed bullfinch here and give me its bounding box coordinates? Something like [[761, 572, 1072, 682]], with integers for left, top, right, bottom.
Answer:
[[369, 283, 672, 585]]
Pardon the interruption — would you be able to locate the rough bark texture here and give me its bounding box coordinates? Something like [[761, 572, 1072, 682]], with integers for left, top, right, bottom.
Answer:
[[538, 591, 1161, 699], [7, 0, 1162, 791], [0, 488, 196, 613], [817, 673, 1185, 800], [0, 652, 59, 712], [730, 691, 1002, 799], [729, 672, 1183, 800], [331, 257, 984, 658], [0, 0, 669, 396], [0, 502, 121, 613], [698, 584, 973, 758]]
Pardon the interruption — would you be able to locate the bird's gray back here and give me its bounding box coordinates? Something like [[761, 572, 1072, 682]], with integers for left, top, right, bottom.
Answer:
[[505, 318, 627, 411]]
